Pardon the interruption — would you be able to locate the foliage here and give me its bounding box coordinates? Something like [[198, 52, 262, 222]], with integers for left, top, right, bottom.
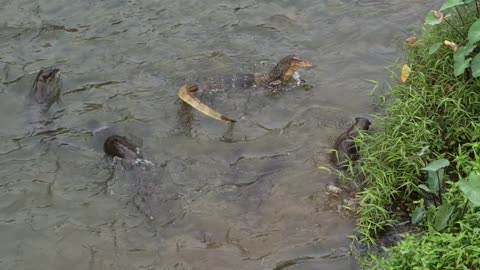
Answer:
[[425, 1, 480, 77], [368, 211, 480, 270], [348, 1, 480, 268]]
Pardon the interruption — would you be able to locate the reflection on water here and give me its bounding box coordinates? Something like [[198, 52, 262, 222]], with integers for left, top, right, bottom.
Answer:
[[0, 0, 439, 269]]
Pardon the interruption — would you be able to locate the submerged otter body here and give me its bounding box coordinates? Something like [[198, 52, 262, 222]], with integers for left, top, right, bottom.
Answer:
[[104, 135, 143, 161], [331, 117, 371, 169], [29, 67, 62, 111], [25, 67, 62, 132]]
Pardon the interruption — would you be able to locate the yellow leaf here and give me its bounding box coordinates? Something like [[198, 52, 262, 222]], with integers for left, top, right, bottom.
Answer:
[[317, 166, 332, 173], [401, 64, 411, 83]]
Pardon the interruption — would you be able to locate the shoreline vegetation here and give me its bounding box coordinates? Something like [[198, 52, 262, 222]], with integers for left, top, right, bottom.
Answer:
[[342, 1, 480, 268]]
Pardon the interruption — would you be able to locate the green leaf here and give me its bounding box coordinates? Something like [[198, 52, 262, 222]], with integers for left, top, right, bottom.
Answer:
[[421, 159, 450, 172], [429, 43, 442, 55], [434, 202, 454, 231], [440, 0, 465, 11], [459, 172, 480, 206], [411, 207, 426, 225], [425, 10, 442, 25], [454, 57, 472, 76], [418, 184, 432, 193], [454, 43, 477, 60], [468, 19, 480, 44], [471, 53, 480, 77], [427, 171, 440, 193], [438, 168, 445, 183]]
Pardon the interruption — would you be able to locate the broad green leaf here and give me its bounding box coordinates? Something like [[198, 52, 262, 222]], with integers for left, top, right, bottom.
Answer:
[[453, 43, 476, 77], [418, 184, 432, 193], [425, 10, 442, 25], [468, 19, 480, 44], [471, 53, 480, 77], [429, 43, 442, 55], [464, 0, 475, 3], [411, 207, 426, 225], [438, 168, 445, 182], [427, 171, 440, 193], [459, 172, 480, 206], [454, 43, 477, 61], [454, 57, 472, 76], [421, 159, 450, 172], [440, 0, 464, 11], [434, 202, 454, 231]]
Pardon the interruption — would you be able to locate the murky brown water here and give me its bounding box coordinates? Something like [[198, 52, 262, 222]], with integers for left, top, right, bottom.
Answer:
[[1, 0, 439, 269]]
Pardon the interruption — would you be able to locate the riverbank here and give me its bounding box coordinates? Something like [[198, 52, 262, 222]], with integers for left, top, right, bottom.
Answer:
[[348, 2, 480, 268]]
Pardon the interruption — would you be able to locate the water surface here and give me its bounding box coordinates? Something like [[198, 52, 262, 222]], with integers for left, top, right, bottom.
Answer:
[[0, 0, 439, 269]]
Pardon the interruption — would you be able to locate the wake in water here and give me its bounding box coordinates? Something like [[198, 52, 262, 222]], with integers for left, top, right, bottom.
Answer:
[[111, 152, 155, 170], [105, 147, 183, 229]]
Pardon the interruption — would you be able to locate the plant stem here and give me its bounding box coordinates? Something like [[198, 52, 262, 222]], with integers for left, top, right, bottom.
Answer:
[[455, 7, 465, 26], [444, 18, 466, 39], [460, 199, 469, 219], [456, 7, 466, 26], [476, 0, 480, 18], [466, 5, 474, 17], [437, 171, 443, 205]]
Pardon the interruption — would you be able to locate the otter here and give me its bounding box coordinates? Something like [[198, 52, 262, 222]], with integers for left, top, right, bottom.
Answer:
[[104, 135, 143, 161], [25, 67, 62, 133], [178, 83, 236, 123], [29, 67, 62, 112], [331, 117, 371, 169]]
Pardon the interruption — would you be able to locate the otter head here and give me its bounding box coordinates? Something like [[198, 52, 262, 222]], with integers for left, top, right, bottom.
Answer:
[[32, 67, 61, 105], [38, 67, 60, 80], [267, 55, 313, 86], [354, 117, 371, 131], [104, 135, 142, 161]]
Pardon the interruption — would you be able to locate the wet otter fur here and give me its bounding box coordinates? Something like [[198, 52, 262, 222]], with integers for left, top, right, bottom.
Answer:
[[29, 67, 62, 112], [331, 117, 371, 169], [104, 135, 143, 161], [254, 55, 313, 87], [25, 67, 62, 133]]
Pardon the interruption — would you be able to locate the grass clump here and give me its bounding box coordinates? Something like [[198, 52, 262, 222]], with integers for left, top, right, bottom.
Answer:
[[348, 1, 480, 268], [365, 181, 480, 269], [368, 212, 480, 269]]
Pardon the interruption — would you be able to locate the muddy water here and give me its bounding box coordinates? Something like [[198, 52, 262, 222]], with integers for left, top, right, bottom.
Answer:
[[0, 0, 439, 269]]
